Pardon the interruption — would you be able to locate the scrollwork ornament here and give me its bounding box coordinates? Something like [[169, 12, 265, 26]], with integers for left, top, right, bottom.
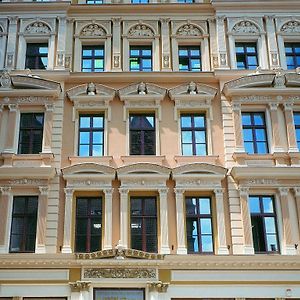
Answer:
[[232, 20, 259, 34], [24, 22, 51, 34], [128, 24, 154, 37], [80, 24, 106, 37], [176, 24, 202, 36], [281, 20, 300, 33]]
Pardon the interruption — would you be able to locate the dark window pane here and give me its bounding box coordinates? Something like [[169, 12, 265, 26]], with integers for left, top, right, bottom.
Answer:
[[179, 46, 201, 71], [285, 43, 300, 69], [235, 42, 258, 70], [25, 43, 48, 69], [130, 46, 152, 72], [81, 46, 104, 72]]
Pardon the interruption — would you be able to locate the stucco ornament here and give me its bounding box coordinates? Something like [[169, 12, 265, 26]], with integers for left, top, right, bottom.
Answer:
[[0, 71, 12, 88], [138, 82, 147, 94], [87, 82, 96, 95], [80, 24, 106, 36], [281, 21, 300, 33], [24, 22, 51, 34], [232, 21, 259, 34], [176, 24, 202, 36], [128, 24, 154, 37], [188, 81, 197, 94], [84, 268, 156, 279]]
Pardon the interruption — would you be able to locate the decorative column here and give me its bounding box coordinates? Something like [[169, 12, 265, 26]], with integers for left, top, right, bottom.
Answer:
[[42, 103, 54, 154], [119, 188, 129, 248], [148, 281, 169, 300], [174, 188, 187, 254], [294, 188, 300, 245], [202, 36, 211, 71], [214, 188, 229, 254], [239, 187, 254, 254], [277, 33, 287, 69], [69, 281, 91, 300], [259, 33, 269, 69], [232, 102, 245, 153], [112, 18, 122, 71], [153, 36, 160, 71], [160, 18, 171, 71], [74, 31, 81, 72], [3, 104, 18, 154], [6, 16, 18, 69], [65, 18, 75, 70], [0, 187, 11, 253], [265, 15, 279, 68], [208, 18, 218, 70], [103, 188, 113, 250], [171, 36, 179, 71], [159, 188, 170, 254], [269, 103, 284, 152], [0, 105, 3, 149], [279, 188, 296, 255], [283, 102, 298, 152], [62, 188, 74, 253], [0, 24, 7, 69], [36, 186, 49, 253], [216, 16, 229, 69], [55, 17, 67, 70]]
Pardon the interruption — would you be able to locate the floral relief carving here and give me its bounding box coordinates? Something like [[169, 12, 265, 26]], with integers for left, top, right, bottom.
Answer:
[[232, 21, 259, 34], [83, 268, 156, 279], [80, 24, 106, 37], [281, 20, 300, 33], [176, 24, 202, 36], [0, 71, 12, 89], [128, 24, 154, 37], [69, 281, 91, 292], [24, 22, 51, 34]]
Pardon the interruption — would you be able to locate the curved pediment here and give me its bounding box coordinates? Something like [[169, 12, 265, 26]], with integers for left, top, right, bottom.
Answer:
[[67, 83, 116, 100], [169, 82, 217, 100], [0, 71, 61, 91], [118, 82, 166, 99], [118, 163, 170, 176], [173, 163, 227, 177], [62, 163, 115, 176]]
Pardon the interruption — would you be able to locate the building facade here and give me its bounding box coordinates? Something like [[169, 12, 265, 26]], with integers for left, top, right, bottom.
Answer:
[[0, 0, 300, 299]]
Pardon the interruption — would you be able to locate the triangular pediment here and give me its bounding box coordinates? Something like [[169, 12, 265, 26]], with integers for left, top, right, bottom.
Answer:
[[118, 82, 166, 99]]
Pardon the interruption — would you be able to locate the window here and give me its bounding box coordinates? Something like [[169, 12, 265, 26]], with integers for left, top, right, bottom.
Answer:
[[242, 112, 268, 154], [130, 114, 155, 155], [285, 43, 300, 70], [18, 113, 44, 154], [75, 197, 102, 253], [78, 115, 104, 156], [249, 195, 279, 253], [186, 197, 213, 253], [9, 196, 38, 253], [294, 112, 300, 150], [94, 289, 144, 300], [86, 0, 103, 3], [25, 43, 48, 70], [131, 0, 149, 3], [235, 42, 258, 70], [178, 46, 201, 71], [177, 0, 194, 2], [130, 197, 157, 253], [82, 46, 104, 72], [130, 46, 152, 72], [181, 114, 207, 155]]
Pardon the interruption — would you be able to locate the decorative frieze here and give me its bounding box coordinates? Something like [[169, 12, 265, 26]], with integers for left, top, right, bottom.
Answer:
[[24, 21, 51, 35], [83, 268, 156, 279], [80, 23, 106, 37], [128, 24, 154, 37], [232, 20, 259, 34], [176, 24, 202, 36]]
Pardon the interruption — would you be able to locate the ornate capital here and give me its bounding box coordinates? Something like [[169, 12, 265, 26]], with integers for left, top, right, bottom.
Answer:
[[158, 188, 168, 197], [119, 188, 129, 196], [8, 103, 18, 112], [39, 186, 49, 196], [214, 188, 224, 196], [174, 188, 185, 195], [0, 186, 11, 196], [269, 102, 279, 111], [278, 187, 289, 196], [148, 281, 169, 293], [111, 17, 122, 23], [284, 102, 294, 111], [239, 187, 249, 197], [64, 188, 74, 198], [294, 187, 300, 197], [8, 16, 18, 24], [232, 102, 241, 112], [45, 103, 54, 112], [160, 18, 170, 24], [69, 281, 91, 292], [103, 188, 114, 196]]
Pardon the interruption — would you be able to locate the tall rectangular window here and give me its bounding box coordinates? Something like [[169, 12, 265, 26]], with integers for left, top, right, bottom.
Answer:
[[130, 197, 157, 253], [9, 196, 38, 253], [18, 113, 44, 154], [181, 114, 207, 155], [235, 42, 258, 70], [294, 112, 300, 150], [285, 42, 300, 70], [130, 46, 152, 71], [75, 197, 102, 253], [242, 112, 268, 154], [78, 115, 104, 156], [82, 46, 104, 72], [186, 197, 213, 253], [178, 46, 201, 71], [130, 114, 155, 155], [25, 43, 48, 70], [249, 195, 279, 253]]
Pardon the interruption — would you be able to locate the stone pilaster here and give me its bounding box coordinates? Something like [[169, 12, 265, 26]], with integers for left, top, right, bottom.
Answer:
[[159, 188, 170, 254], [294, 188, 300, 248], [232, 103, 245, 153], [42, 103, 54, 154], [0, 187, 11, 253], [62, 188, 74, 253], [6, 16, 18, 69], [283, 102, 298, 152], [216, 16, 229, 69], [103, 188, 113, 250], [269, 103, 284, 152], [112, 18, 122, 71], [265, 15, 279, 68], [119, 188, 129, 248], [174, 188, 187, 254], [55, 17, 67, 70], [160, 18, 171, 71], [4, 104, 18, 154]]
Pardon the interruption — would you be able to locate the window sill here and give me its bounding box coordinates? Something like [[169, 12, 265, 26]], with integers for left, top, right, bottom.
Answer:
[[232, 152, 290, 166], [68, 156, 113, 166], [121, 155, 166, 165], [174, 155, 220, 166]]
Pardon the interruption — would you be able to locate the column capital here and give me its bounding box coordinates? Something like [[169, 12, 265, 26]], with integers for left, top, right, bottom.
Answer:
[[103, 188, 114, 196], [57, 16, 67, 23], [216, 15, 226, 22], [8, 103, 18, 112], [147, 281, 169, 293], [278, 187, 289, 196], [0, 104, 4, 113], [119, 188, 129, 195], [64, 188, 74, 197], [269, 102, 279, 110], [8, 16, 18, 24], [284, 102, 294, 111], [45, 103, 54, 112], [207, 17, 216, 24], [214, 188, 224, 196], [232, 102, 241, 112], [264, 15, 275, 21], [174, 188, 185, 195], [66, 17, 75, 24], [158, 188, 168, 196], [239, 187, 249, 196], [0, 186, 11, 195], [39, 186, 49, 196], [294, 187, 300, 197], [111, 17, 122, 23], [69, 281, 91, 292], [160, 18, 170, 24]]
